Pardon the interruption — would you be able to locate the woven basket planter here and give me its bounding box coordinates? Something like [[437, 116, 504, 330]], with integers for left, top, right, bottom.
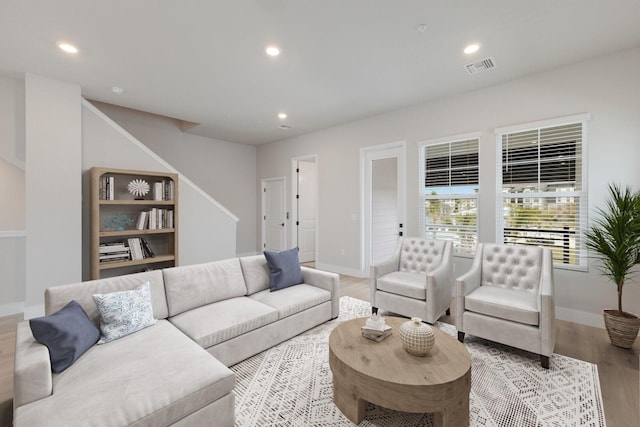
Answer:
[[603, 310, 640, 349]]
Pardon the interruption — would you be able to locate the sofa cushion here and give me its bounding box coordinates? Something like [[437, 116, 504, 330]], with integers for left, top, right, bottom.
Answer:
[[169, 297, 278, 348], [13, 320, 235, 427], [377, 271, 426, 300], [264, 248, 304, 291], [163, 258, 248, 317], [92, 282, 157, 344], [45, 270, 168, 324], [465, 286, 540, 326], [29, 300, 99, 373], [239, 255, 270, 295], [249, 284, 331, 319]]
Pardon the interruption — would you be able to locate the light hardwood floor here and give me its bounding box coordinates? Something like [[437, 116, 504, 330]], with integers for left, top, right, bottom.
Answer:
[[1, 275, 638, 427]]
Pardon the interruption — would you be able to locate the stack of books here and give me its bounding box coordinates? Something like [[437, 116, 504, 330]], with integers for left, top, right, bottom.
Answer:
[[127, 237, 155, 260], [361, 315, 392, 342], [99, 242, 130, 263]]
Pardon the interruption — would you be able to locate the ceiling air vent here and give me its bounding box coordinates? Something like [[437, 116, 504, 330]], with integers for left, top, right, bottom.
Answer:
[[278, 124, 293, 130], [465, 57, 496, 75]]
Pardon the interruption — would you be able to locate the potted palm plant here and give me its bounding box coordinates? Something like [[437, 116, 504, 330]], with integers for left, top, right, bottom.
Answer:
[[585, 183, 640, 348]]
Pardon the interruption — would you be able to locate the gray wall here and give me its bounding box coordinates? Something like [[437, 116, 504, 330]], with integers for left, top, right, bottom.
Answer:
[[88, 102, 258, 256], [81, 101, 238, 278], [256, 47, 640, 327], [25, 74, 82, 318], [0, 75, 26, 315]]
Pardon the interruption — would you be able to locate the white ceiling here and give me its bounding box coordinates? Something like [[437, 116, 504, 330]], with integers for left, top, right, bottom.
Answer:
[[1, 1, 639, 145]]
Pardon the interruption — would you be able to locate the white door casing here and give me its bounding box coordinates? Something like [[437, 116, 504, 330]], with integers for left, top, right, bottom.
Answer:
[[262, 177, 286, 252], [361, 141, 407, 277]]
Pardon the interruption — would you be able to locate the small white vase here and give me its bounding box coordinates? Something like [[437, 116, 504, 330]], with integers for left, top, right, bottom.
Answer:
[[399, 317, 435, 356]]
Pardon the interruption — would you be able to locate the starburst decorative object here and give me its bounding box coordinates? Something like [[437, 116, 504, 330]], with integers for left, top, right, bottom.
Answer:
[[127, 179, 150, 199]]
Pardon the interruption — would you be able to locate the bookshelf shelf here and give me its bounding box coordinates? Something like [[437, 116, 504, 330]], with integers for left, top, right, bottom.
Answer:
[[90, 167, 179, 279], [99, 228, 176, 238], [98, 255, 176, 271]]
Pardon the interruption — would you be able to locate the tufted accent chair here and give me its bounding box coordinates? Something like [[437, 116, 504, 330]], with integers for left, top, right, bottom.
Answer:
[[370, 237, 453, 324], [455, 243, 556, 368]]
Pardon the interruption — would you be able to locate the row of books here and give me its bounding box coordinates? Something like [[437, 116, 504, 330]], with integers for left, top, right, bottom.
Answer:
[[136, 209, 174, 230], [153, 180, 175, 201], [98, 238, 155, 263], [99, 176, 116, 200]]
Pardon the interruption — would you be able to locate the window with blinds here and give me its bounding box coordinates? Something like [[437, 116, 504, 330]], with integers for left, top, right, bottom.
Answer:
[[497, 120, 587, 267], [420, 138, 479, 255]]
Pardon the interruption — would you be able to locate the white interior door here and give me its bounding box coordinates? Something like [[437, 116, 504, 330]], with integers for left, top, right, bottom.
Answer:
[[371, 157, 399, 265], [262, 178, 286, 252], [297, 160, 317, 262], [361, 142, 406, 276]]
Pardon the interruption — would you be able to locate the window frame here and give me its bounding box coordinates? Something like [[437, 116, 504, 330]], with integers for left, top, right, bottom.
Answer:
[[495, 113, 590, 270], [418, 132, 481, 257]]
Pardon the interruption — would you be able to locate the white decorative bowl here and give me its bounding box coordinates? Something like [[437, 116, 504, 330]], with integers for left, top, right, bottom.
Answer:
[[398, 317, 435, 356]]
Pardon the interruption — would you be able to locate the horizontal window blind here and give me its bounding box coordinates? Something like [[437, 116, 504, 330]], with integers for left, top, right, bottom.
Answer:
[[421, 138, 479, 255], [498, 121, 586, 267]]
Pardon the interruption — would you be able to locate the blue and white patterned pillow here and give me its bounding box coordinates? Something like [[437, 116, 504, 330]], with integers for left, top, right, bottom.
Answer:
[[92, 282, 157, 344]]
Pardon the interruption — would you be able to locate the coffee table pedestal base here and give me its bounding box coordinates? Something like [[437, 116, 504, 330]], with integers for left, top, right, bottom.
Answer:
[[332, 374, 470, 427]]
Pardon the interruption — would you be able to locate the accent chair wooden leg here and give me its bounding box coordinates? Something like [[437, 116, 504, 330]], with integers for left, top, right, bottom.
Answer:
[[372, 307, 378, 315], [541, 355, 550, 369], [457, 331, 465, 343], [446, 308, 451, 316]]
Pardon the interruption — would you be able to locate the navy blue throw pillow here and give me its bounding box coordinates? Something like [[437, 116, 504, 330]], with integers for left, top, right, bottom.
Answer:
[[29, 300, 100, 373], [264, 247, 304, 291]]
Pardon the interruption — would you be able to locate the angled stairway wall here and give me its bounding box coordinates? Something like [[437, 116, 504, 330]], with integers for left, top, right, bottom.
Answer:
[[81, 99, 238, 280]]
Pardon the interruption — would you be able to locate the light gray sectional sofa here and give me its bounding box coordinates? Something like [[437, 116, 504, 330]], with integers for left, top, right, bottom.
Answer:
[[13, 254, 340, 426]]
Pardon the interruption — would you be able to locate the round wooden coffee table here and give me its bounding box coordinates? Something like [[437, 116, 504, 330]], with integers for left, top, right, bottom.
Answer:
[[328, 316, 471, 426]]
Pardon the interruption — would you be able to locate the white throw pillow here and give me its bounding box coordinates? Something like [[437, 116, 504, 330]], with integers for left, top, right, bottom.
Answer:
[[92, 281, 157, 344]]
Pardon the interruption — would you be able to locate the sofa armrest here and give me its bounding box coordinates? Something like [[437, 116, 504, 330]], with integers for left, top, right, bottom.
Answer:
[[539, 248, 556, 356], [370, 254, 400, 306], [301, 266, 340, 319], [13, 321, 53, 410], [426, 241, 454, 323], [455, 244, 483, 331]]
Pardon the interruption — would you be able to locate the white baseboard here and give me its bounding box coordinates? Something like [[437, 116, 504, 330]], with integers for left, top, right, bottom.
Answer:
[[0, 301, 24, 318], [23, 304, 45, 320], [315, 262, 365, 278], [556, 306, 605, 330]]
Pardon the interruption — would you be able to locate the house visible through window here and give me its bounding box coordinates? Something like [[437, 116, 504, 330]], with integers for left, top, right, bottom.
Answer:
[[419, 137, 479, 255], [497, 117, 587, 268]]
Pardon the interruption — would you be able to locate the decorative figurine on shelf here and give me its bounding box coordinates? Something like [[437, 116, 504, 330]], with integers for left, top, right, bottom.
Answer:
[[399, 317, 435, 356], [127, 179, 150, 199], [103, 214, 135, 231]]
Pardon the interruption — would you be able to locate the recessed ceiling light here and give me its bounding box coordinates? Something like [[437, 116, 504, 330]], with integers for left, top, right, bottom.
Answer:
[[58, 42, 78, 54], [464, 44, 480, 54], [417, 24, 427, 33], [266, 46, 280, 56], [278, 113, 287, 119], [111, 86, 124, 95]]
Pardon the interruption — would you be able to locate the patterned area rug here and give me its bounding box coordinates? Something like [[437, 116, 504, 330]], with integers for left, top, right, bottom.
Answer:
[[231, 297, 606, 426]]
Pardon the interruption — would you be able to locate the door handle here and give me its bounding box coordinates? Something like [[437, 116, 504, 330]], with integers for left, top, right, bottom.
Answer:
[[281, 223, 285, 227]]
